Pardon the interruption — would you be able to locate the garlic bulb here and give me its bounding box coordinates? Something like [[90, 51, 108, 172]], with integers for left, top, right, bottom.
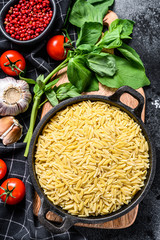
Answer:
[[0, 77, 32, 116], [0, 116, 23, 145]]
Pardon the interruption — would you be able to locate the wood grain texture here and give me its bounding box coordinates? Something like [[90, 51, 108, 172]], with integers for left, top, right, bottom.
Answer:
[[33, 10, 145, 229]]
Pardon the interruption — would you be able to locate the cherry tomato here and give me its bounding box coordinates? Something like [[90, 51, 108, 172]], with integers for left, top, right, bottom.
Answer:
[[0, 50, 26, 76], [0, 159, 7, 180], [46, 35, 69, 61], [0, 178, 25, 205]]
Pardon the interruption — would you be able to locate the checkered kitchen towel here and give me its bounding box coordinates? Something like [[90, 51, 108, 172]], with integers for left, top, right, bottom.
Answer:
[[0, 0, 85, 239]]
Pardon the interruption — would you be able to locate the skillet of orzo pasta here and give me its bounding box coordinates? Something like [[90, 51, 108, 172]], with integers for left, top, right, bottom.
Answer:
[[28, 86, 156, 234]]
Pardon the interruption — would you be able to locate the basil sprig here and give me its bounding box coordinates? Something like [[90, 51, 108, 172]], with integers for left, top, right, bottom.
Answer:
[[22, 0, 150, 157]]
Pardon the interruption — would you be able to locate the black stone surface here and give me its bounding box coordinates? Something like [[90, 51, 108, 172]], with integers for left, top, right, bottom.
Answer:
[[78, 0, 160, 239]]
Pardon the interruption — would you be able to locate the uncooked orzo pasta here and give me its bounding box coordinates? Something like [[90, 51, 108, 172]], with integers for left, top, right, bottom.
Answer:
[[35, 101, 149, 217]]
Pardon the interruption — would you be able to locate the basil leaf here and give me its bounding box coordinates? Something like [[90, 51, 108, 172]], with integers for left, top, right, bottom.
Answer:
[[77, 44, 102, 54], [36, 74, 44, 82], [117, 43, 144, 68], [96, 55, 150, 89], [87, 52, 117, 77], [67, 56, 92, 92], [33, 84, 44, 96], [109, 19, 134, 39], [77, 44, 95, 53], [67, 90, 81, 98], [69, 0, 102, 28], [84, 75, 99, 92], [98, 26, 123, 49], [56, 83, 81, 101], [45, 89, 59, 106], [88, 0, 114, 18], [44, 78, 59, 92], [92, 46, 103, 54], [19, 72, 36, 85], [36, 74, 45, 94], [33, 84, 39, 94], [98, 19, 134, 49], [37, 80, 45, 90], [56, 83, 72, 94], [76, 22, 103, 47]]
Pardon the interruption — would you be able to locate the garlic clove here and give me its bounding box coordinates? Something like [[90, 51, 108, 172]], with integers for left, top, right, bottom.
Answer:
[[2, 125, 22, 145], [0, 116, 23, 145], [0, 116, 14, 136]]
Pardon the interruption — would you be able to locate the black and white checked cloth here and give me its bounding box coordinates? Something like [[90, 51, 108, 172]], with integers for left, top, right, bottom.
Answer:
[[0, 0, 86, 239]]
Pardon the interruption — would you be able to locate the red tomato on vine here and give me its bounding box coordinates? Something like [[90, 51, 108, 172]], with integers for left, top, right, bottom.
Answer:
[[0, 50, 26, 76], [46, 35, 70, 61], [0, 159, 7, 180], [0, 178, 25, 205]]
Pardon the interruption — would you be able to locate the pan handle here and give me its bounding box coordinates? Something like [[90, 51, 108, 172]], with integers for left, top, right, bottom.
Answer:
[[108, 86, 144, 119], [38, 197, 77, 233]]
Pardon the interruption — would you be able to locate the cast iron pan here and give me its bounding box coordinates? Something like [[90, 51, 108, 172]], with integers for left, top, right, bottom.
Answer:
[[28, 86, 156, 233]]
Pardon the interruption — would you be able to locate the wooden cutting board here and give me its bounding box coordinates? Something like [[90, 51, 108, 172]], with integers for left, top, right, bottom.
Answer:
[[33, 11, 145, 229]]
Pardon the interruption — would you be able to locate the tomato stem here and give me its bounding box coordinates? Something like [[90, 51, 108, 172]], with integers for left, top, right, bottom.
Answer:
[[0, 183, 16, 205], [4, 55, 24, 75], [0, 186, 5, 192], [62, 28, 72, 43]]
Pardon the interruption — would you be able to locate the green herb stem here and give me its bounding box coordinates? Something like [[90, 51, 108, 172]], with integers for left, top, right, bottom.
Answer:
[[23, 130, 29, 143], [95, 39, 102, 47], [24, 96, 41, 157], [43, 58, 69, 84], [38, 99, 48, 109]]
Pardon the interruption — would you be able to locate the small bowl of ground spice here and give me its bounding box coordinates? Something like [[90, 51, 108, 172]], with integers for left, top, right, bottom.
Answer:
[[0, 0, 56, 45]]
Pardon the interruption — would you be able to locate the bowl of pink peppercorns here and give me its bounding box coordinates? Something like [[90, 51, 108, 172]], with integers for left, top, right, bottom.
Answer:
[[0, 0, 56, 45]]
